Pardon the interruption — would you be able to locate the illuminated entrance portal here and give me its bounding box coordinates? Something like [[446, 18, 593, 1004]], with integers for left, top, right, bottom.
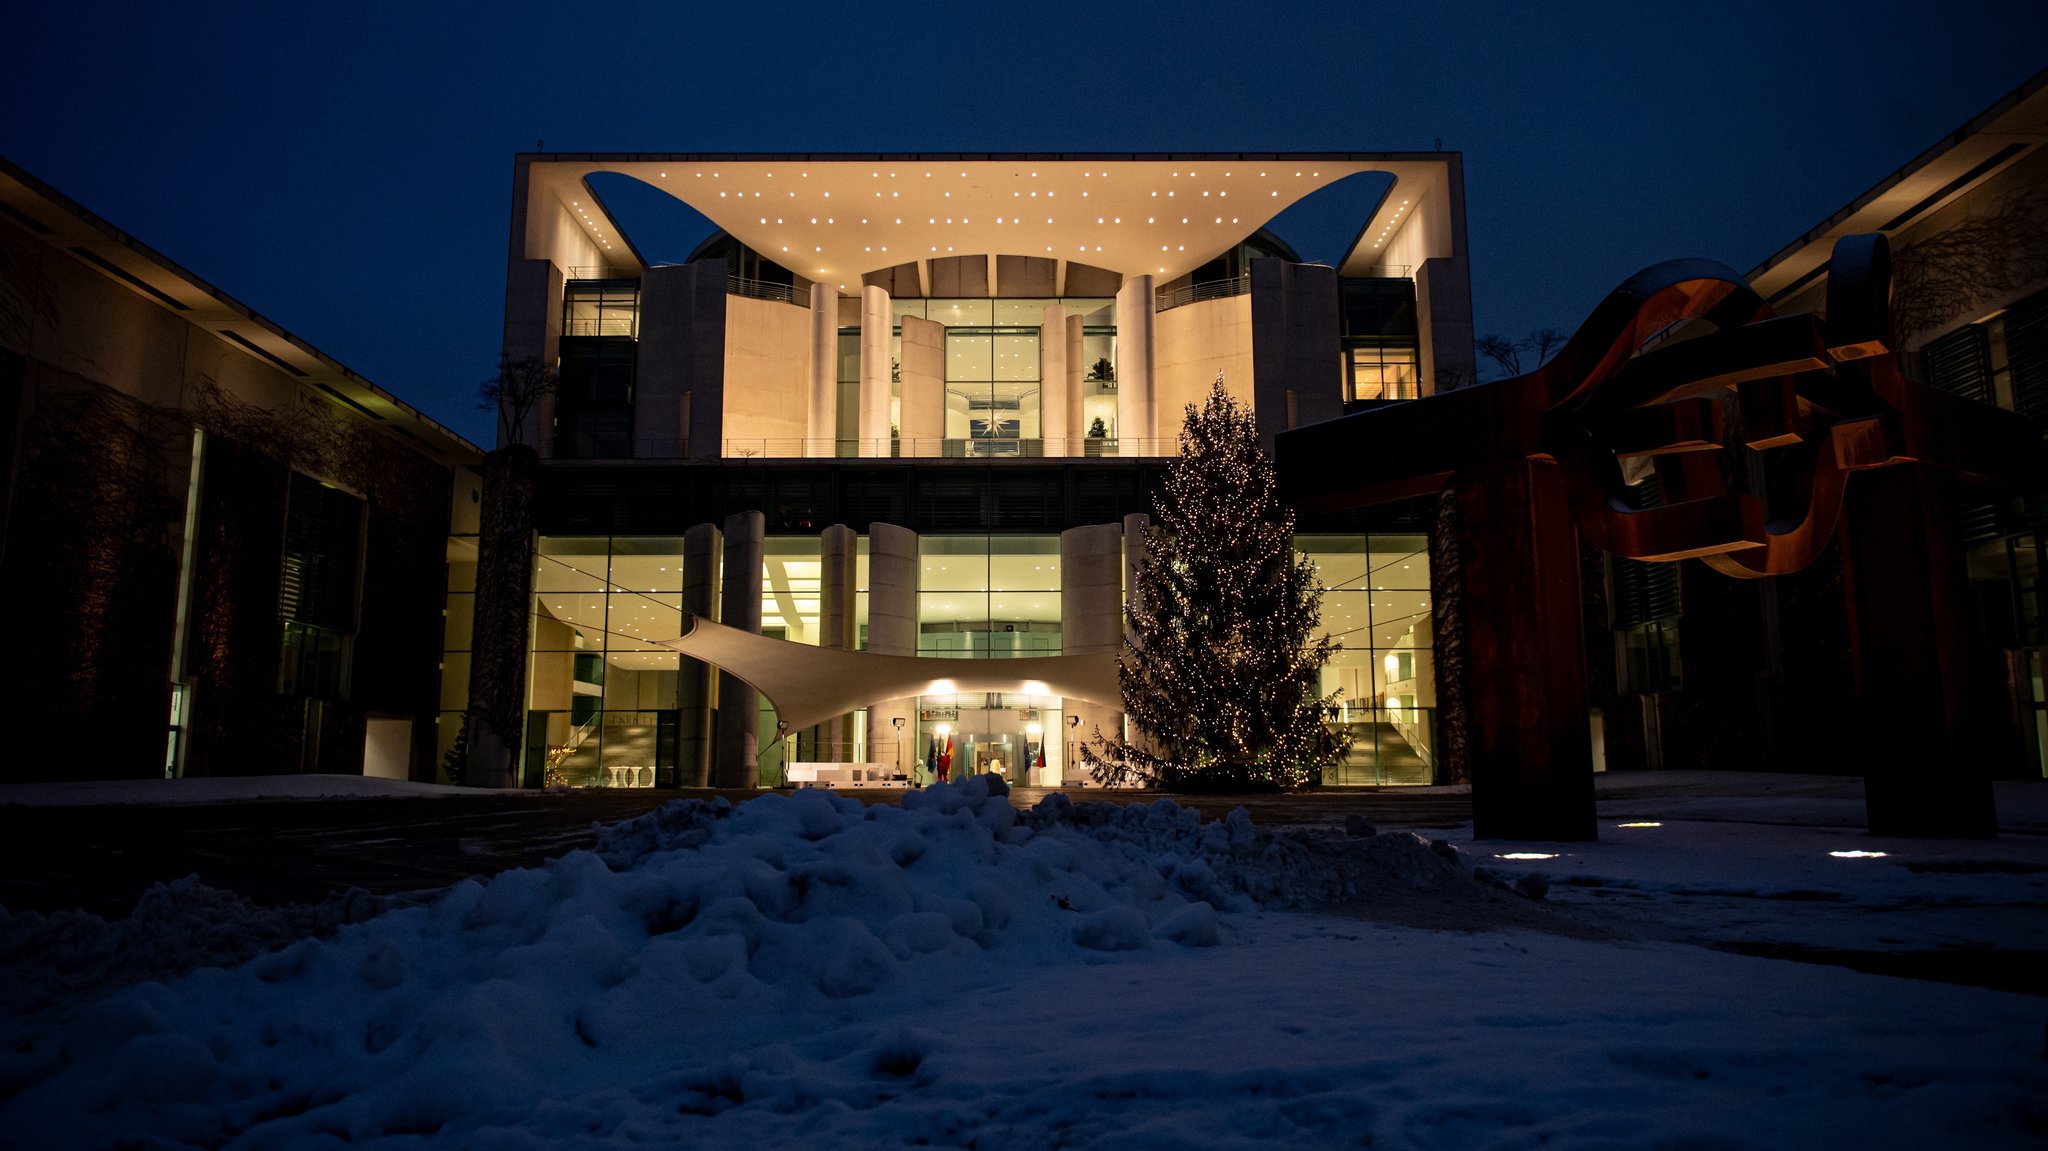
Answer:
[[916, 695, 1064, 787]]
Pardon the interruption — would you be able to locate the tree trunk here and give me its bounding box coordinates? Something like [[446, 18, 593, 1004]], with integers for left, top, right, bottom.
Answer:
[[464, 444, 537, 788]]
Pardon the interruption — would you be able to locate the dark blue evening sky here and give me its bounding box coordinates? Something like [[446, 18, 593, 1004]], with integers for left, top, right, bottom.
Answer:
[[4, 2, 2042, 447]]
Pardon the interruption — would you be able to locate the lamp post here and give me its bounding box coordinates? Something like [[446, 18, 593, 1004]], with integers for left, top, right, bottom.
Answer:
[[1025, 720, 1042, 787], [890, 715, 905, 785], [1066, 713, 1081, 786]]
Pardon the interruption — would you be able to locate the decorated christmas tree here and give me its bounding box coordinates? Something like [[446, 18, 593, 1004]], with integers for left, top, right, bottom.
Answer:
[[1087, 374, 1347, 790]]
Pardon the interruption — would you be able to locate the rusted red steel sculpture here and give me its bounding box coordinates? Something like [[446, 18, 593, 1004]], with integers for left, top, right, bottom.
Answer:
[[1277, 235, 2038, 839]]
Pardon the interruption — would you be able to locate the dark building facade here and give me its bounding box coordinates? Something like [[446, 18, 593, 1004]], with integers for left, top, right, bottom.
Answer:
[[0, 157, 482, 783]]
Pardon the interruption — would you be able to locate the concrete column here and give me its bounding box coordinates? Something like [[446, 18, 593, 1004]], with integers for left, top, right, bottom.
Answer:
[[499, 259, 563, 454], [818, 524, 859, 759], [1065, 315, 1085, 457], [1062, 522, 1127, 778], [1415, 256, 1477, 396], [808, 283, 837, 457], [897, 314, 945, 458], [1114, 275, 1155, 455], [1121, 512, 1154, 759], [637, 262, 728, 460], [1249, 259, 1343, 452], [676, 522, 722, 786], [1122, 513, 1149, 636], [1039, 304, 1068, 453], [859, 285, 893, 457], [867, 523, 919, 779], [714, 510, 765, 787]]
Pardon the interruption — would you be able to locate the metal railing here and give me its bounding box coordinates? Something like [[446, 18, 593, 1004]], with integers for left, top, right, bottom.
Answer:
[[1155, 273, 1251, 313], [716, 436, 1177, 460], [563, 317, 637, 337], [1354, 265, 1412, 279], [567, 266, 635, 282], [727, 276, 807, 306]]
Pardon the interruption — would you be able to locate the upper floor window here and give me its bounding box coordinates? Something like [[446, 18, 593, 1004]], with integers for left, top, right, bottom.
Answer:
[[564, 280, 639, 339]]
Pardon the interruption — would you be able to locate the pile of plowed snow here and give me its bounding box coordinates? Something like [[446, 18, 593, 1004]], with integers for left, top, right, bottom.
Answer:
[[0, 778, 1475, 1147]]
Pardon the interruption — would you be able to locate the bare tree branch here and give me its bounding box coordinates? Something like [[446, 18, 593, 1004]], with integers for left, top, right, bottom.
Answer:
[[1892, 186, 2048, 345], [480, 356, 557, 447]]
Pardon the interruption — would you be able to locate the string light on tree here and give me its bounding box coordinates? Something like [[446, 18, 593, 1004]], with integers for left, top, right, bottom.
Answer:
[[1085, 373, 1347, 791]]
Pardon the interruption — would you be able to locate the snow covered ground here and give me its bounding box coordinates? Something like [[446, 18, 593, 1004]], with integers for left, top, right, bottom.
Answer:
[[2, 774, 2044, 1148]]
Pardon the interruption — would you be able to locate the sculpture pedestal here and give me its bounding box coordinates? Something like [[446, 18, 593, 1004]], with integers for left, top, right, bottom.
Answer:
[[1840, 464, 1997, 837], [1456, 457, 1598, 841]]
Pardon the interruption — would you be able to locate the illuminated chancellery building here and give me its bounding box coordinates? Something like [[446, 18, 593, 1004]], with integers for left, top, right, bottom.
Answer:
[[459, 153, 1478, 789]]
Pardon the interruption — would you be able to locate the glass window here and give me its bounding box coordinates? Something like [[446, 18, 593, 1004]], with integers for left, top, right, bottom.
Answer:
[[762, 537, 824, 645], [1299, 535, 1435, 786], [927, 298, 992, 325], [277, 473, 363, 699], [945, 327, 1040, 453], [918, 536, 1059, 657], [1346, 344, 1419, 401], [993, 298, 1054, 325], [562, 281, 640, 338]]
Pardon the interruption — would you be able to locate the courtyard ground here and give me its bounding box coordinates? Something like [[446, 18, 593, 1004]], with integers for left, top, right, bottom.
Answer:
[[1, 770, 2043, 1147]]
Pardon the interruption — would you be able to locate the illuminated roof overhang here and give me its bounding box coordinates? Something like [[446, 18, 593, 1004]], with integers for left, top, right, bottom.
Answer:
[[520, 152, 1461, 289], [659, 613, 1122, 734], [1747, 67, 2048, 309], [0, 155, 481, 466]]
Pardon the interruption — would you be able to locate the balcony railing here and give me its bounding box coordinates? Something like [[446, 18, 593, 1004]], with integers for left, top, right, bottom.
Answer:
[[566, 266, 635, 282], [1155, 273, 1250, 313], [727, 276, 807, 306], [714, 436, 1176, 460], [563, 317, 637, 337]]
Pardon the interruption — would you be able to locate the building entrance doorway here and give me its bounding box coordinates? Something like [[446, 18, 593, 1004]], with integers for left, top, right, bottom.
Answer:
[[918, 695, 1059, 786]]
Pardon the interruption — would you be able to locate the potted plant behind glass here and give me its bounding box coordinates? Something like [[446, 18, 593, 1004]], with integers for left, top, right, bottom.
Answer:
[[1087, 358, 1116, 388], [1085, 415, 1110, 456]]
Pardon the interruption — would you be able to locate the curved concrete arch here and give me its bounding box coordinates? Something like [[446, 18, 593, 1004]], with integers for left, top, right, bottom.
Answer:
[[659, 613, 1123, 735], [516, 154, 1463, 287]]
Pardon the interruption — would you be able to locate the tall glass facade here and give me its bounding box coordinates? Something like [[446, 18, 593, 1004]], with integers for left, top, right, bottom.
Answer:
[[504, 531, 1435, 789], [1300, 535, 1437, 785], [817, 297, 1118, 458]]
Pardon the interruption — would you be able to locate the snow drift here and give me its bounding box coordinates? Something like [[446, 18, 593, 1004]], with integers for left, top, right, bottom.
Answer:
[[0, 778, 1468, 1147]]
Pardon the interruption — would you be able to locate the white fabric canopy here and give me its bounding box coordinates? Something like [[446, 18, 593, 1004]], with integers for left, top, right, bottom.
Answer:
[[658, 614, 1123, 733]]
